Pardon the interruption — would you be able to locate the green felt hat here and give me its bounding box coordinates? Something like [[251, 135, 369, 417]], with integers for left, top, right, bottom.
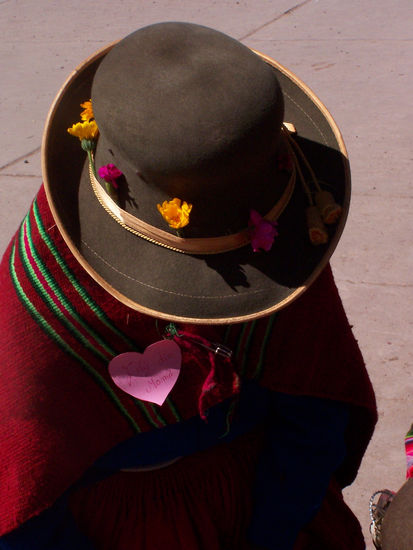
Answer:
[[42, 22, 350, 324]]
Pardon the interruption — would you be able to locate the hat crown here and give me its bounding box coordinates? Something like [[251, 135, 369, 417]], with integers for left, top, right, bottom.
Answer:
[[92, 22, 285, 237]]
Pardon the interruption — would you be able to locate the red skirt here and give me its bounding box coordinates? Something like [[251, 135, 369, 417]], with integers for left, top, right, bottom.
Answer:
[[70, 429, 265, 550], [69, 429, 365, 550]]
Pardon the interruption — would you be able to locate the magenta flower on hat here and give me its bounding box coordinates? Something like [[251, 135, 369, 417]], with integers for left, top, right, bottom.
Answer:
[[98, 163, 123, 189], [249, 209, 278, 252]]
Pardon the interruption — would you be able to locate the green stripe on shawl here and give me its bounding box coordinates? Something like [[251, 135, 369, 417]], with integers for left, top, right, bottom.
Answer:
[[33, 199, 181, 426], [33, 199, 137, 349], [24, 214, 114, 361], [9, 239, 141, 433]]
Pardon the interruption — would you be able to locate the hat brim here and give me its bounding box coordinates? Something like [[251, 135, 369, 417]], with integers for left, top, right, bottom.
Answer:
[[42, 43, 350, 324]]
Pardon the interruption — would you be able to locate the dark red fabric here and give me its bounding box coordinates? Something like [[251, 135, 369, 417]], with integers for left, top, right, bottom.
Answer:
[[70, 429, 265, 550], [247, 263, 377, 487], [0, 185, 376, 543], [294, 478, 365, 550], [69, 437, 365, 550], [173, 330, 240, 420]]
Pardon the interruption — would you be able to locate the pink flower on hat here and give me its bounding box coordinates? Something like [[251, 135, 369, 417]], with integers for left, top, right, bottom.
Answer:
[[249, 209, 278, 252], [98, 163, 123, 189]]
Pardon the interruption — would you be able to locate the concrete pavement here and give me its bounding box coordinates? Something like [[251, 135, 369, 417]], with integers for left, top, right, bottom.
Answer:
[[1, 1, 413, 548]]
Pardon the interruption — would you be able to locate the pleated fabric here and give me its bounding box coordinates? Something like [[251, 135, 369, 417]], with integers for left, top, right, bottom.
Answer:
[[70, 430, 265, 550]]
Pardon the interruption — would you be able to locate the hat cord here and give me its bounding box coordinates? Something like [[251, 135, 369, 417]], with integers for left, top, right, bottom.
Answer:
[[281, 126, 343, 244]]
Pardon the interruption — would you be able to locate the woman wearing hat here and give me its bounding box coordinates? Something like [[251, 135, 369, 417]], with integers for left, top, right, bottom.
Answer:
[[0, 22, 376, 550]]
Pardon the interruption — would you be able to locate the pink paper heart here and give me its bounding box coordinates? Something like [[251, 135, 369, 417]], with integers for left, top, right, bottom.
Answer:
[[108, 340, 182, 406]]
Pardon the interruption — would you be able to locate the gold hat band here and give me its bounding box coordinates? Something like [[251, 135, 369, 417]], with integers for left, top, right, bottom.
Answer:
[[88, 133, 296, 255]]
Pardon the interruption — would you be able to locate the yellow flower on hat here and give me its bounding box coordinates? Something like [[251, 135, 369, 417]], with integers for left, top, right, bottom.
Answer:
[[157, 198, 192, 229], [80, 99, 94, 122], [67, 120, 99, 141]]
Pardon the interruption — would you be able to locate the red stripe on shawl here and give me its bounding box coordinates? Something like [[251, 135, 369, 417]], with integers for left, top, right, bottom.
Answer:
[[22, 219, 112, 363], [13, 220, 114, 379], [32, 190, 156, 357]]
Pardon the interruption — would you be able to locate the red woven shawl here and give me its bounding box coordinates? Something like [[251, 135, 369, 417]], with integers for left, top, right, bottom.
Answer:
[[0, 186, 376, 536]]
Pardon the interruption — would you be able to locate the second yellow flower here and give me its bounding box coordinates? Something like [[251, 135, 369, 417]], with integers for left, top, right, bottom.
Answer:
[[157, 198, 192, 230]]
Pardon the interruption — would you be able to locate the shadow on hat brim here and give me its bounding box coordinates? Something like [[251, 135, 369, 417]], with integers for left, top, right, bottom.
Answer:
[[42, 41, 350, 324]]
